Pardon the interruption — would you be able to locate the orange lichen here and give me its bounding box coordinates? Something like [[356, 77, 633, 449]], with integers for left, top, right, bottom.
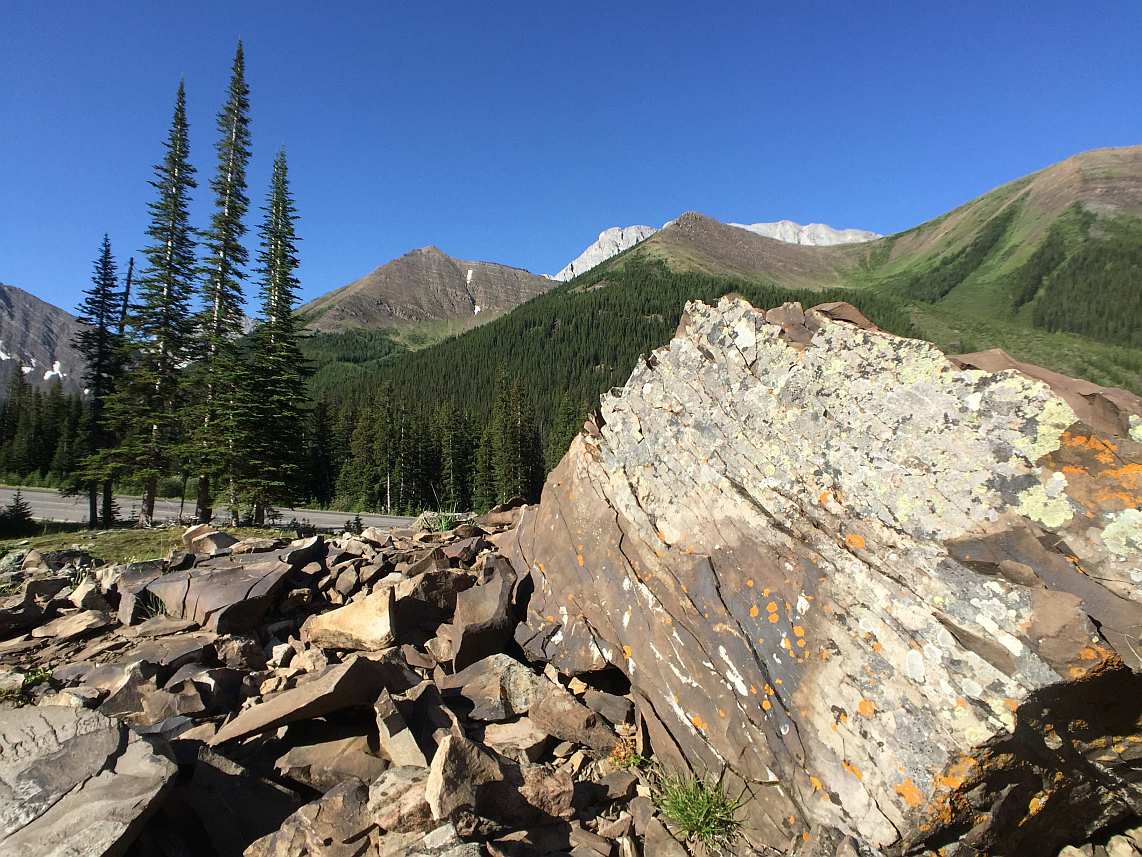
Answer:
[[745, 578, 754, 588], [766, 601, 778, 612], [818, 491, 832, 506], [809, 775, 823, 791], [750, 605, 760, 618], [762, 699, 772, 711], [857, 699, 876, 717], [1061, 465, 1087, 476], [842, 760, 863, 781], [768, 613, 779, 624], [894, 778, 924, 808], [793, 625, 805, 637], [845, 533, 866, 550], [576, 554, 585, 567], [622, 645, 633, 659], [690, 714, 708, 730]]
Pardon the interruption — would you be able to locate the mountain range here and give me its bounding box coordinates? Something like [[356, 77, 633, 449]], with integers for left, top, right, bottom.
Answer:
[[306, 145, 1142, 416], [7, 145, 1142, 401]]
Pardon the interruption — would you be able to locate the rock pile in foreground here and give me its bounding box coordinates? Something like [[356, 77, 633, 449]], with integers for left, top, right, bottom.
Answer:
[[0, 517, 649, 856], [506, 297, 1142, 856], [2, 296, 1140, 857]]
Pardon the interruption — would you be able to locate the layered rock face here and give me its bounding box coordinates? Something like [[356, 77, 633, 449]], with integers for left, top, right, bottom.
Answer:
[[507, 297, 1142, 855]]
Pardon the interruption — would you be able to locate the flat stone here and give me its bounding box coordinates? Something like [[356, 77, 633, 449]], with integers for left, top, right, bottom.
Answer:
[[145, 560, 292, 633], [0, 706, 176, 856], [210, 655, 404, 746], [483, 717, 551, 762], [368, 766, 433, 834], [529, 687, 618, 752], [244, 779, 376, 857], [30, 609, 112, 641], [275, 730, 388, 792], [438, 653, 550, 721]]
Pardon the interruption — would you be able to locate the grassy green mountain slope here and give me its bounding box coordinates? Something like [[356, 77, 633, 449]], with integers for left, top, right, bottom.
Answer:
[[617, 146, 1142, 389], [308, 146, 1142, 428]]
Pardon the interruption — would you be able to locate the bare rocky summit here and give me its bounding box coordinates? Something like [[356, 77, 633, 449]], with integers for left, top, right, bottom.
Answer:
[[1, 298, 1140, 856], [300, 247, 553, 334]]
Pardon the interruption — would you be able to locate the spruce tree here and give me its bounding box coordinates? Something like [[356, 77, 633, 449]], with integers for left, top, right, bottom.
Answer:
[[238, 150, 308, 523], [100, 82, 197, 524], [192, 42, 252, 524], [73, 235, 122, 527]]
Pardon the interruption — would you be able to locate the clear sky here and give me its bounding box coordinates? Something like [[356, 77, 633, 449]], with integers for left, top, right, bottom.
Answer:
[[2, 1, 1140, 311]]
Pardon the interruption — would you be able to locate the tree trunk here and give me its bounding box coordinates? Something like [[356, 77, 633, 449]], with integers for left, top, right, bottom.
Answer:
[[141, 476, 157, 526], [253, 501, 265, 526], [87, 482, 98, 530], [101, 479, 113, 529], [195, 474, 211, 524]]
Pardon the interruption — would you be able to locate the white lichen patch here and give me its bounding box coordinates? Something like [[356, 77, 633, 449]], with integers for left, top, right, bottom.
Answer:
[[1102, 508, 1142, 559]]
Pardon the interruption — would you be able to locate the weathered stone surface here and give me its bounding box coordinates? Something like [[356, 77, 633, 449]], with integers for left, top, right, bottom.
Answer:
[[425, 733, 506, 824], [483, 717, 551, 761], [505, 297, 1142, 854], [243, 779, 376, 857], [145, 560, 292, 633], [301, 586, 397, 650], [275, 730, 388, 792], [438, 652, 550, 721], [436, 558, 517, 670], [376, 687, 430, 767], [528, 687, 618, 752], [211, 655, 400, 745], [29, 608, 112, 641], [368, 766, 434, 833], [0, 706, 176, 856]]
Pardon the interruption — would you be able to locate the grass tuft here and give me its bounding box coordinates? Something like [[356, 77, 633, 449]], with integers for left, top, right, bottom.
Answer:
[[652, 767, 746, 853]]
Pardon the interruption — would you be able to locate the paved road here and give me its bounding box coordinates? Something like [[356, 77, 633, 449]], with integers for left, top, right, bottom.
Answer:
[[0, 486, 416, 532]]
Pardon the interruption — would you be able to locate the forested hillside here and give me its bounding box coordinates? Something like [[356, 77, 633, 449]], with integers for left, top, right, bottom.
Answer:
[[304, 258, 917, 513]]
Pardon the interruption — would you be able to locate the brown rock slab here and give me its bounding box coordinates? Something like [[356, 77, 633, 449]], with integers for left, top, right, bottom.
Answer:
[[301, 586, 397, 651], [145, 560, 292, 633], [438, 652, 549, 721], [211, 655, 401, 746]]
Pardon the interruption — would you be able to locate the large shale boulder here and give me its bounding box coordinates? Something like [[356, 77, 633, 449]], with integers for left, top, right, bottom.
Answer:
[[505, 297, 1142, 856]]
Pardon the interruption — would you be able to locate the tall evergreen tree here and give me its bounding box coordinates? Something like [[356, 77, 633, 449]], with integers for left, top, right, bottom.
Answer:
[[305, 399, 337, 507], [192, 42, 252, 524], [73, 235, 122, 527], [99, 82, 197, 524], [238, 149, 308, 523]]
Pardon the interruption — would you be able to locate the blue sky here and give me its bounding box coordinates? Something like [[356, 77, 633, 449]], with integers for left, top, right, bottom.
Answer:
[[2, 1, 1140, 311]]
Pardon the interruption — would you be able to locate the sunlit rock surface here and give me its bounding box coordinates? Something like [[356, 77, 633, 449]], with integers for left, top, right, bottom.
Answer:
[[506, 296, 1142, 855]]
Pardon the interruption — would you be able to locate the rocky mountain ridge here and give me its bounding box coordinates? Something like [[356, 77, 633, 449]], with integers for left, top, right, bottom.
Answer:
[[300, 246, 554, 335], [0, 283, 86, 393], [551, 218, 878, 282]]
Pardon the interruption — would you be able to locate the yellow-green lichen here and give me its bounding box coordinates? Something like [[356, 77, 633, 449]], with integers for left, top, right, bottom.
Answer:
[[1013, 397, 1078, 463], [1130, 416, 1142, 444], [1017, 483, 1074, 528], [1102, 508, 1142, 559]]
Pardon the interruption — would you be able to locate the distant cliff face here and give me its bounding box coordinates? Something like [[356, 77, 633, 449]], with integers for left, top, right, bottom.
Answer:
[[300, 246, 553, 334], [551, 225, 658, 281], [0, 284, 85, 393], [551, 218, 877, 282]]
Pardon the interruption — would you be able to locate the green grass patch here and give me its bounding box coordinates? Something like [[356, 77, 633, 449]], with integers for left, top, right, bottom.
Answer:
[[0, 525, 286, 566], [652, 767, 746, 852]]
